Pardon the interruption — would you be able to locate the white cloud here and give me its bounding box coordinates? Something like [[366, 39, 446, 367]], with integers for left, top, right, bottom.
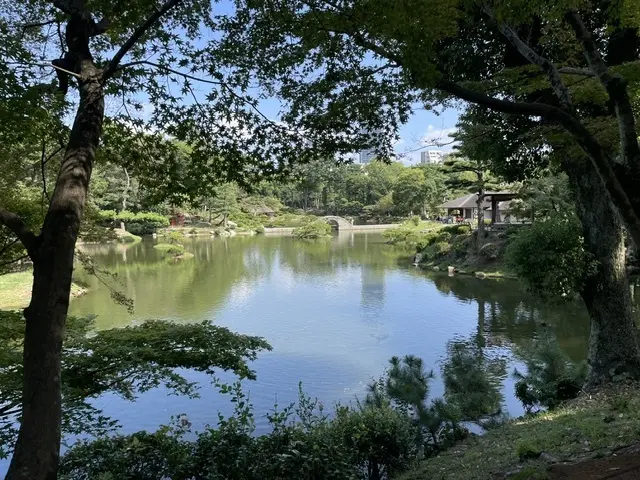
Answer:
[[420, 127, 457, 151]]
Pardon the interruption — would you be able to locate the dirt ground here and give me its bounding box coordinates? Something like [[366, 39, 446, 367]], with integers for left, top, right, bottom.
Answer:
[[547, 446, 640, 479]]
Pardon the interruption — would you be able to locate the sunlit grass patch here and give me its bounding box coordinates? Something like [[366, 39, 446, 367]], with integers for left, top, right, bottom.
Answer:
[[398, 384, 640, 480], [0, 271, 87, 309]]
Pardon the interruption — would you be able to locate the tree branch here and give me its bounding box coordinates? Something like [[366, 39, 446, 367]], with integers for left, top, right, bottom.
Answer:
[[565, 10, 640, 167], [116, 60, 276, 125], [485, 6, 574, 111], [21, 19, 58, 32], [558, 67, 594, 77], [103, 0, 184, 80], [115, 60, 223, 86], [0, 211, 38, 259]]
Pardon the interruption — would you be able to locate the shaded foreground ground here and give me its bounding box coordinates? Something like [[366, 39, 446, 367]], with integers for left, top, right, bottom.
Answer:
[[397, 384, 640, 480], [548, 445, 640, 479]]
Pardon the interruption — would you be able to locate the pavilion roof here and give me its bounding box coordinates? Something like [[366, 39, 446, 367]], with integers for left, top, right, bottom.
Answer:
[[437, 192, 515, 209]]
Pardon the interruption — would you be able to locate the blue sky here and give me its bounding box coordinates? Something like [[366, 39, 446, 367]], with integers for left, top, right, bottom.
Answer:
[[103, 0, 463, 166], [202, 1, 462, 166]]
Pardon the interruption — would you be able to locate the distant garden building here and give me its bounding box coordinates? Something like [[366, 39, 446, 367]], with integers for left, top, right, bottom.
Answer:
[[438, 192, 518, 224]]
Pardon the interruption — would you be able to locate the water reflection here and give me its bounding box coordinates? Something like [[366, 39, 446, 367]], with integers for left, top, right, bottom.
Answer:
[[70, 233, 597, 438], [429, 274, 590, 361]]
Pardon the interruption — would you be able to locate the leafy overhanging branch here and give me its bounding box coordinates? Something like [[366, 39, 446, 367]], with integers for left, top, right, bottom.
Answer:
[[565, 10, 640, 171], [0, 311, 271, 459], [103, 0, 184, 80]]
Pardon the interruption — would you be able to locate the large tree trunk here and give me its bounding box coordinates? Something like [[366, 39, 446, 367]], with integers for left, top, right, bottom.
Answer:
[[6, 67, 105, 480], [566, 160, 640, 389]]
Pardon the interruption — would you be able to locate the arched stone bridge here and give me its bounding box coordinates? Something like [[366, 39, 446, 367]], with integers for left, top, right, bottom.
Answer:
[[264, 217, 399, 234], [322, 216, 354, 230]]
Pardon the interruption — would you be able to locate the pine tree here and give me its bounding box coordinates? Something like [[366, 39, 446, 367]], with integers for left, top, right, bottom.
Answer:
[[443, 155, 501, 242]]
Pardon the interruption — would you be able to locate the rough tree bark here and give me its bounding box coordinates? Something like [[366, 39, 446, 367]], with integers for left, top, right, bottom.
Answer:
[[1, 1, 183, 478], [5, 11, 105, 480], [565, 159, 640, 388]]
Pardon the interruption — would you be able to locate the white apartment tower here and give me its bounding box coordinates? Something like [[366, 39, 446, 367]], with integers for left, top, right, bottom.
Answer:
[[421, 150, 444, 164]]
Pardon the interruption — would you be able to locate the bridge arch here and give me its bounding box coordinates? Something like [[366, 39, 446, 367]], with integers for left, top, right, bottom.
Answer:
[[322, 216, 353, 230]]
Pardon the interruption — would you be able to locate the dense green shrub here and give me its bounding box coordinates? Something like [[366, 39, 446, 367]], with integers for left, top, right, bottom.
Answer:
[[437, 231, 452, 243], [97, 209, 117, 221], [433, 241, 451, 257], [293, 220, 332, 239], [332, 403, 418, 478], [154, 244, 186, 256], [410, 215, 421, 226], [383, 226, 414, 244], [98, 210, 170, 235], [479, 242, 500, 260], [266, 213, 317, 228], [167, 230, 186, 245], [60, 384, 419, 480], [452, 234, 471, 254], [505, 217, 595, 299], [439, 224, 472, 235], [415, 232, 439, 250], [229, 211, 264, 231]]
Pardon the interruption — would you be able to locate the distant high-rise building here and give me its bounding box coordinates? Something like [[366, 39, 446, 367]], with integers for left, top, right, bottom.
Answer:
[[359, 149, 377, 164], [420, 150, 445, 164], [358, 127, 385, 164]]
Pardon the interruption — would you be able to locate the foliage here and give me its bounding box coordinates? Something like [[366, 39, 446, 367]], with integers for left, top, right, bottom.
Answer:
[[508, 174, 575, 222], [393, 169, 442, 217], [265, 213, 318, 228], [0, 311, 270, 458], [229, 211, 265, 231], [431, 242, 451, 258], [455, 225, 472, 235], [59, 384, 418, 480], [383, 221, 441, 246], [365, 355, 465, 457], [479, 243, 500, 260], [441, 340, 505, 424], [205, 183, 240, 227], [293, 220, 332, 239], [154, 243, 187, 257], [410, 215, 421, 226], [506, 218, 596, 299], [98, 210, 170, 235], [437, 231, 452, 243], [514, 337, 587, 412], [167, 231, 186, 245], [516, 442, 542, 462]]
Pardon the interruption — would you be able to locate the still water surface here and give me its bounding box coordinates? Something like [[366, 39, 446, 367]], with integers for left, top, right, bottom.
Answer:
[[65, 233, 593, 440]]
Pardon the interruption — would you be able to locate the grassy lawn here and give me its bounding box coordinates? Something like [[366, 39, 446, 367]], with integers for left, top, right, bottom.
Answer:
[[397, 384, 640, 480], [0, 271, 87, 310], [0, 271, 33, 309]]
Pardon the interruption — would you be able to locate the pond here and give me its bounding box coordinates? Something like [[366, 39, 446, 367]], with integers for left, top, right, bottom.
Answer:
[[61, 232, 597, 442]]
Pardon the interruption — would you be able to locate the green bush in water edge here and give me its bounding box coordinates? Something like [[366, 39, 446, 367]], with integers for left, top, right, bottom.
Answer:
[[293, 220, 332, 239]]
